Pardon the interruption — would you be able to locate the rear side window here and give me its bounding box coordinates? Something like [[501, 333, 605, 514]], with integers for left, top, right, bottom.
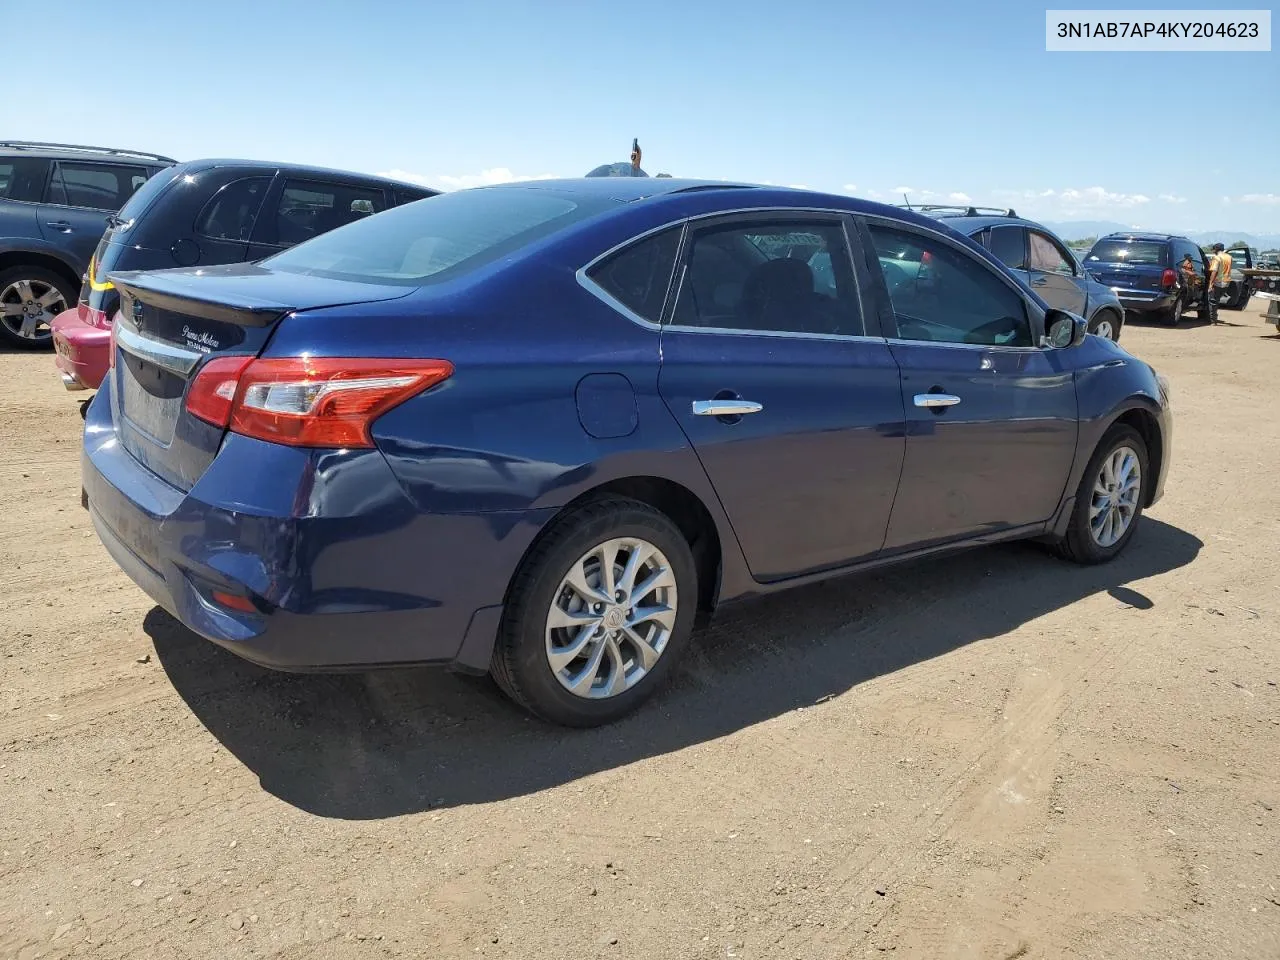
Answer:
[[265, 180, 387, 248], [195, 177, 271, 242], [264, 187, 595, 285], [586, 228, 681, 324], [394, 187, 435, 206], [987, 225, 1027, 269], [672, 220, 864, 337], [47, 162, 149, 210], [1086, 240, 1168, 266], [0, 158, 49, 201]]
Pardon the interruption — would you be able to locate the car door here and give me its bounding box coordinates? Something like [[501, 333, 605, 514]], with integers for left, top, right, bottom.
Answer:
[[245, 177, 391, 260], [656, 212, 906, 581], [1027, 228, 1087, 314], [858, 217, 1078, 551], [37, 160, 150, 268]]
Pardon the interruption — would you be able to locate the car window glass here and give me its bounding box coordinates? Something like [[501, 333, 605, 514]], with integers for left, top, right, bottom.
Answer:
[[1029, 231, 1075, 275], [868, 223, 1031, 347], [270, 180, 387, 247], [1086, 240, 1167, 266], [194, 177, 272, 242], [586, 227, 681, 324], [0, 158, 49, 201], [264, 188, 597, 285], [671, 221, 863, 336], [988, 225, 1027, 269], [47, 162, 149, 210]]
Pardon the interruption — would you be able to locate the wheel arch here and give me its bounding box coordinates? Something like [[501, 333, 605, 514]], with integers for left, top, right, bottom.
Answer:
[[1107, 404, 1164, 507], [514, 475, 725, 622], [0, 248, 83, 294]]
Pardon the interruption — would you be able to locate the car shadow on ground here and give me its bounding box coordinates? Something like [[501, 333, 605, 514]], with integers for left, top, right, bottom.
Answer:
[[147, 518, 1202, 820], [1124, 312, 1248, 331]]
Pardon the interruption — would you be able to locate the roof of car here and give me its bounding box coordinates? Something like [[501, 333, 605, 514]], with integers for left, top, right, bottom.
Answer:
[[486, 178, 959, 226], [1098, 232, 1189, 242], [172, 158, 438, 190], [0, 140, 176, 164]]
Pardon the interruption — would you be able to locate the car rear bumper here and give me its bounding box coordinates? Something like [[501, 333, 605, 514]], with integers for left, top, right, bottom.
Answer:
[[1112, 289, 1177, 313], [82, 385, 553, 673], [51, 307, 111, 390]]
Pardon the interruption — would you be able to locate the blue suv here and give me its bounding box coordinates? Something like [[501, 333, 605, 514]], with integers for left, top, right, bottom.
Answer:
[[1083, 233, 1211, 326], [905, 206, 1127, 341], [0, 141, 175, 348]]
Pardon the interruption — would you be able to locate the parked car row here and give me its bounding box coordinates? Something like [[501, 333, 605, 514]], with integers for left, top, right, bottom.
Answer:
[[1082, 233, 1256, 325], [0, 140, 434, 369], [78, 176, 1173, 726]]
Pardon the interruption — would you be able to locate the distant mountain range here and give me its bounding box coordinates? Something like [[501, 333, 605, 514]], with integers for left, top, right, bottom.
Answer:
[[1042, 220, 1280, 249]]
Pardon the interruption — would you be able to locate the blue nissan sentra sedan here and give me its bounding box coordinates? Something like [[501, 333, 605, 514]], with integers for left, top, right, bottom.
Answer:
[[83, 178, 1172, 726]]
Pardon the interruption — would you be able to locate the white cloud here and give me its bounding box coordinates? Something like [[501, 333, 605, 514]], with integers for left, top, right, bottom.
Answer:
[[1158, 193, 1187, 203], [842, 183, 857, 193], [1239, 193, 1280, 205], [993, 185, 1153, 214], [377, 167, 559, 192], [948, 192, 973, 204], [788, 183, 810, 190], [864, 189, 883, 199], [892, 185, 917, 196]]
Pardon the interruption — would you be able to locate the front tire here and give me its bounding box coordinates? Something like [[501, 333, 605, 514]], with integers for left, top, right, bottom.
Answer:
[[1054, 424, 1149, 565], [491, 497, 699, 727], [1088, 310, 1121, 341]]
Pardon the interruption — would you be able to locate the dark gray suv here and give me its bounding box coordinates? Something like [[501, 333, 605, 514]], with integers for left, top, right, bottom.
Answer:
[[904, 205, 1127, 341], [0, 141, 175, 348]]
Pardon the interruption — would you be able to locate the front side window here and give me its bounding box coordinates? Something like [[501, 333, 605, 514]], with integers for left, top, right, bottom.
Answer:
[[264, 186, 598, 285], [1029, 231, 1076, 275], [987, 225, 1028, 270], [672, 220, 863, 337], [46, 162, 149, 210], [194, 177, 271, 242], [266, 180, 387, 247], [586, 227, 681, 324], [868, 223, 1032, 347]]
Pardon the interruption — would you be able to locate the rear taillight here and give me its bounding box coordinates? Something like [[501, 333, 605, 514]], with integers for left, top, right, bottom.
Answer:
[[186, 357, 454, 448], [1161, 268, 1177, 288]]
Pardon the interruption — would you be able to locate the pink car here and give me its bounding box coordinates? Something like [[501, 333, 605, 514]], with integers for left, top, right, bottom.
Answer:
[[52, 296, 112, 392]]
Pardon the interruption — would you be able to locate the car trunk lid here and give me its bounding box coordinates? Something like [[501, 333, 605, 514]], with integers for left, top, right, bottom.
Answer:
[[107, 263, 414, 492]]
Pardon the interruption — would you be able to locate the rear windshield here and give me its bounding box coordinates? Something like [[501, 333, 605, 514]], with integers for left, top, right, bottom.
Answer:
[[263, 187, 600, 286], [113, 167, 180, 229], [1085, 240, 1168, 266]]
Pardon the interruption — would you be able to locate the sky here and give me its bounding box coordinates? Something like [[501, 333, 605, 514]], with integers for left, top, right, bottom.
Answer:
[[8, 0, 1278, 233]]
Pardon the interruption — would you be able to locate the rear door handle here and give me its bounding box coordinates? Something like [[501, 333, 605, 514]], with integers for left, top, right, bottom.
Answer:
[[913, 393, 962, 408], [692, 399, 763, 417], [1030, 277, 1048, 286], [45, 220, 73, 232]]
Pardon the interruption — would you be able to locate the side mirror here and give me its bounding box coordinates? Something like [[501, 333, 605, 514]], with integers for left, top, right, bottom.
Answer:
[[1044, 309, 1088, 348]]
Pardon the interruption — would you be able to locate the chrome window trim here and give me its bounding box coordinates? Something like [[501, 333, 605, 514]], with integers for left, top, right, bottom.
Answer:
[[575, 205, 872, 333], [114, 321, 202, 376], [883, 336, 1042, 354]]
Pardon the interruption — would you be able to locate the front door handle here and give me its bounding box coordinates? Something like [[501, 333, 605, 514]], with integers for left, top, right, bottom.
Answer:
[[692, 399, 763, 417], [45, 220, 73, 232], [913, 393, 962, 409], [1030, 276, 1048, 287]]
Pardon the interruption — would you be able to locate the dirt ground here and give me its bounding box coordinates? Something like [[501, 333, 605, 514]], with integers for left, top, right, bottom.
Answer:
[[2, 300, 1278, 960]]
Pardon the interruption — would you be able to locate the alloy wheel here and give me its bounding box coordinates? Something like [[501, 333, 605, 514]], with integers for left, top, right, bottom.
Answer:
[[1089, 445, 1142, 548], [0, 279, 65, 342], [544, 537, 678, 699], [1093, 316, 1115, 340]]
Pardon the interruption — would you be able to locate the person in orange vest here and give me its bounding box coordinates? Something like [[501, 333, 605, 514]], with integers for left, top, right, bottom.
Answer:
[[1207, 243, 1232, 324]]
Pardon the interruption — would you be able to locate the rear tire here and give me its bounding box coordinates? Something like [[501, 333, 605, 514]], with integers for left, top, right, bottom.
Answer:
[[1054, 424, 1149, 565], [0, 266, 75, 350], [1162, 290, 1184, 326], [490, 497, 699, 727]]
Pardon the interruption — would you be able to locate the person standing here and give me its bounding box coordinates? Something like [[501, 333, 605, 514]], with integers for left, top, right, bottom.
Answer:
[[1207, 242, 1233, 324]]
